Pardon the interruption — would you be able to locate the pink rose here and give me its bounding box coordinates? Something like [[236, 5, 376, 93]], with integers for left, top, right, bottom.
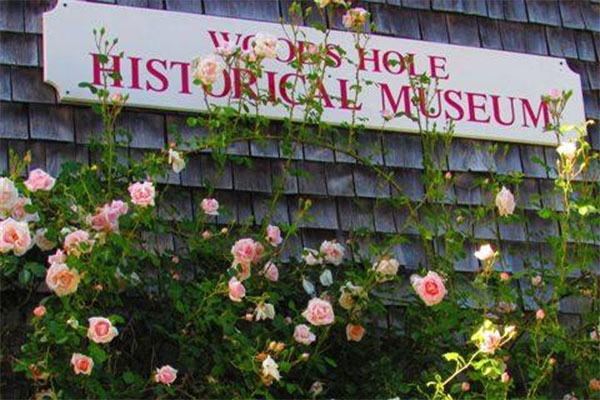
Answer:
[[293, 324, 316, 345], [63, 229, 94, 257], [48, 249, 66, 266], [381, 109, 393, 121], [302, 298, 335, 326], [231, 238, 261, 278], [11, 197, 38, 222], [87, 317, 118, 344], [155, 365, 177, 386], [24, 169, 55, 192], [110, 93, 124, 104], [45, 263, 80, 296], [500, 272, 510, 281], [346, 323, 366, 342], [495, 186, 515, 217], [320, 240, 344, 266], [373, 258, 399, 278], [34, 229, 55, 251], [253, 33, 279, 59], [0, 218, 32, 256], [192, 55, 222, 86], [342, 7, 369, 30], [200, 198, 219, 216], [479, 329, 501, 354], [128, 181, 155, 207], [474, 244, 495, 261], [536, 309, 545, 320], [0, 177, 19, 217], [71, 353, 94, 375], [462, 382, 470, 392], [33, 305, 46, 317], [216, 40, 238, 57], [266, 225, 282, 247], [410, 271, 446, 306], [261, 261, 279, 282], [549, 88, 561, 98], [89, 200, 128, 232], [228, 277, 246, 302], [501, 372, 510, 383]]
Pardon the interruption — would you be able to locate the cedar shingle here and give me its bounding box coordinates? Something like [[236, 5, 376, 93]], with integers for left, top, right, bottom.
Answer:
[[388, 7, 422, 39], [499, 218, 527, 241], [373, 200, 397, 233], [486, 0, 504, 19], [478, 18, 503, 49], [583, 90, 600, 119], [25, 0, 56, 34], [338, 197, 375, 230], [200, 155, 233, 189], [204, 0, 280, 22], [29, 104, 74, 142], [447, 14, 480, 46], [431, 0, 464, 13], [180, 153, 203, 187], [252, 193, 289, 224], [326, 163, 355, 196], [500, 21, 527, 52], [297, 161, 328, 195], [391, 168, 424, 201], [400, 0, 431, 10], [353, 164, 390, 198], [494, 143, 523, 175], [504, 0, 528, 22], [290, 196, 338, 229], [565, 60, 590, 90], [454, 171, 482, 205], [383, 133, 423, 169], [120, 111, 165, 149], [526, 0, 562, 27], [448, 140, 496, 172], [518, 178, 541, 210], [462, 0, 487, 16], [0, 66, 11, 101], [587, 63, 600, 89], [271, 160, 298, 194], [233, 158, 272, 193], [558, 0, 585, 30], [45, 142, 88, 175], [0, 32, 38, 66], [11, 67, 56, 104], [546, 26, 578, 58], [165, 0, 203, 13], [522, 24, 548, 55], [581, 1, 600, 32], [419, 10, 450, 43], [0, 102, 29, 139], [520, 145, 547, 178], [575, 31, 597, 62], [0, 0, 24, 32]]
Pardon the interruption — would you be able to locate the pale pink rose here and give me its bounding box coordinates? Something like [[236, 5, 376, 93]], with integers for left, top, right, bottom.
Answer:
[[192, 55, 222, 86], [11, 197, 39, 222], [536, 309, 545, 320], [346, 323, 366, 342], [87, 317, 119, 344], [381, 109, 393, 121], [261, 261, 279, 282], [591, 330, 599, 341], [90, 200, 127, 232], [373, 258, 399, 278], [154, 365, 177, 386], [479, 329, 501, 354], [200, 198, 219, 216], [24, 169, 55, 192], [216, 40, 238, 57], [33, 305, 46, 317], [231, 238, 260, 270], [109, 200, 129, 216], [34, 229, 55, 251], [410, 271, 446, 306], [0, 218, 32, 256], [501, 372, 510, 383], [253, 33, 279, 59], [462, 382, 470, 392], [495, 186, 515, 217], [320, 240, 344, 266], [474, 244, 495, 261], [342, 7, 369, 30], [202, 230, 212, 240], [110, 93, 124, 104], [302, 248, 321, 265], [71, 353, 94, 375], [556, 141, 577, 161], [549, 88, 561, 98], [0, 177, 19, 217], [266, 225, 282, 247], [48, 249, 66, 266], [293, 324, 316, 345], [128, 181, 155, 207], [228, 277, 246, 302], [302, 298, 335, 326], [63, 229, 94, 257], [255, 302, 275, 321], [45, 263, 80, 296], [168, 149, 186, 173]]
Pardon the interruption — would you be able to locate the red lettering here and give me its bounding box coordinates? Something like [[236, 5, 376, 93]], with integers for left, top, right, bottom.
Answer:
[[429, 56, 449, 80], [205, 70, 231, 98], [233, 68, 257, 99], [443, 90, 464, 120], [339, 79, 363, 111], [466, 92, 490, 123], [280, 73, 304, 106], [146, 59, 169, 92], [359, 48, 381, 72], [380, 84, 411, 114], [382, 51, 405, 75], [491, 95, 516, 126], [91, 53, 123, 87], [170, 61, 191, 94], [521, 99, 550, 128], [128, 57, 142, 90]]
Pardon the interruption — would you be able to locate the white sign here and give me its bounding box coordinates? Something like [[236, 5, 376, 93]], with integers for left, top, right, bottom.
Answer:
[[43, 0, 585, 145]]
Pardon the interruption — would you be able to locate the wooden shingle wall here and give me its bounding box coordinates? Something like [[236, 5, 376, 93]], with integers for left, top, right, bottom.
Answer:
[[1, 0, 599, 315]]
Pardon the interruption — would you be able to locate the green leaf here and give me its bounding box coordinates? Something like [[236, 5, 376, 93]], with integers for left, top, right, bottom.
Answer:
[[19, 268, 32, 285]]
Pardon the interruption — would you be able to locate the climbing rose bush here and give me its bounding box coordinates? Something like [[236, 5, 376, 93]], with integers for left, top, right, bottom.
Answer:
[[1, 2, 599, 399]]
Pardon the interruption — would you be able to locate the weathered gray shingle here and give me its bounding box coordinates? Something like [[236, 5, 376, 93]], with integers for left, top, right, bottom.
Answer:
[[0, 32, 38, 66], [447, 14, 480, 46], [558, 0, 585, 30], [165, 0, 203, 13], [25, 0, 56, 34], [233, 158, 273, 193], [526, 0, 562, 27], [546, 27, 578, 59], [0, 1, 24, 32], [326, 163, 355, 196], [29, 104, 74, 142], [575, 31, 597, 62], [204, 0, 280, 22], [504, 0, 528, 22], [0, 102, 29, 140], [419, 10, 450, 43], [11, 67, 56, 104], [478, 18, 503, 50], [485, 0, 504, 19], [0, 67, 11, 101]]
